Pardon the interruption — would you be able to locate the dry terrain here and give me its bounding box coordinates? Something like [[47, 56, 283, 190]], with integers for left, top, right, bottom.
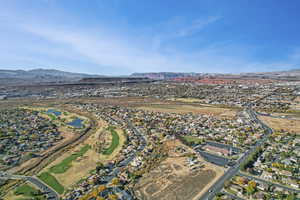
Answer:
[[167, 97, 204, 103], [138, 104, 236, 118], [259, 115, 300, 133], [134, 140, 224, 200]]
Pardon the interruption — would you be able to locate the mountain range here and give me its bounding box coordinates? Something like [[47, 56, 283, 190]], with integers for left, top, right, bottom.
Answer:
[[0, 68, 300, 86], [0, 68, 101, 86], [131, 69, 300, 80]]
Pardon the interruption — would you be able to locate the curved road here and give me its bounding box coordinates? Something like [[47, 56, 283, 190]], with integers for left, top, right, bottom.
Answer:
[[0, 172, 59, 200]]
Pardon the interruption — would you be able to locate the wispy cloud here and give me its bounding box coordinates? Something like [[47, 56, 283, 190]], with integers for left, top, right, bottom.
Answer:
[[14, 22, 300, 74], [22, 24, 193, 73], [0, 1, 298, 75], [175, 16, 222, 37], [148, 16, 222, 51]]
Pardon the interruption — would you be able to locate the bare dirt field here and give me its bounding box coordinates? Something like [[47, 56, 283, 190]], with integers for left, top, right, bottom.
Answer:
[[134, 157, 223, 200], [138, 104, 236, 118], [134, 140, 224, 200], [259, 115, 300, 133], [3, 190, 18, 200], [167, 97, 204, 103]]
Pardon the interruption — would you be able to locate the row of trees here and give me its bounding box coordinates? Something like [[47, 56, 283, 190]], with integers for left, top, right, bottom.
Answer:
[[240, 147, 263, 171]]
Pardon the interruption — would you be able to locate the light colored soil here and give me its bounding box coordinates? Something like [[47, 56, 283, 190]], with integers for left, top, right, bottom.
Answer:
[[3, 190, 17, 200], [259, 115, 300, 133], [138, 104, 236, 118], [192, 163, 224, 200], [168, 98, 204, 103], [135, 140, 224, 200]]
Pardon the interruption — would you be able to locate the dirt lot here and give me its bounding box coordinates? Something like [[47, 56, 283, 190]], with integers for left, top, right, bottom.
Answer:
[[168, 97, 204, 103], [138, 104, 237, 118], [3, 190, 18, 200], [135, 157, 224, 200], [134, 140, 224, 200], [259, 115, 300, 133]]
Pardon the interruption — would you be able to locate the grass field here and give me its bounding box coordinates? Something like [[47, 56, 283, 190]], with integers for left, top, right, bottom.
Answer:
[[182, 136, 204, 144], [47, 113, 57, 121], [38, 172, 64, 194], [103, 127, 120, 155], [49, 144, 91, 174], [14, 184, 46, 200]]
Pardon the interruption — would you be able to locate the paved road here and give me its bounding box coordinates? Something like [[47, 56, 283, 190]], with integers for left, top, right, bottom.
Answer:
[[26, 176, 60, 200], [199, 107, 273, 200], [99, 114, 147, 199], [196, 150, 229, 167], [0, 172, 59, 200], [238, 172, 300, 194], [66, 114, 147, 200]]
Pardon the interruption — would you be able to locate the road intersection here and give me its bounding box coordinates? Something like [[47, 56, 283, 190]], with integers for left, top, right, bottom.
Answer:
[[199, 106, 273, 200]]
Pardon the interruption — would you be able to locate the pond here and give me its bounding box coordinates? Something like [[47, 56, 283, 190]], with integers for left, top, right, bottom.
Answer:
[[67, 118, 84, 128], [47, 109, 61, 116]]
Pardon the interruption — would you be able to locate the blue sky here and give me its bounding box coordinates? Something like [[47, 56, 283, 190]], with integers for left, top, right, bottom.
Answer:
[[1, 0, 300, 75]]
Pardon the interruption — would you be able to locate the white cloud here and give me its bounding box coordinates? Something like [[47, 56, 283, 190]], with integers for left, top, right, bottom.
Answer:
[[13, 22, 300, 74], [175, 16, 222, 37], [0, 2, 298, 75], [23, 24, 195, 73]]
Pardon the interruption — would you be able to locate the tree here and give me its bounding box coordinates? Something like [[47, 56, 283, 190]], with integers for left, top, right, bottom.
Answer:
[[96, 163, 104, 173], [91, 189, 98, 197], [246, 185, 255, 196], [98, 185, 106, 193], [248, 180, 257, 188], [287, 194, 295, 200], [108, 194, 118, 200], [236, 177, 247, 185], [111, 177, 120, 186]]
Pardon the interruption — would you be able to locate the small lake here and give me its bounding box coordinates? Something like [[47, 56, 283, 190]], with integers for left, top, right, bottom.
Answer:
[[47, 109, 61, 116], [67, 118, 84, 128]]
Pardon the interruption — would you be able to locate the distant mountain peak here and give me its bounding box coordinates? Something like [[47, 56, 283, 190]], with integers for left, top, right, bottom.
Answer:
[[0, 68, 103, 86]]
